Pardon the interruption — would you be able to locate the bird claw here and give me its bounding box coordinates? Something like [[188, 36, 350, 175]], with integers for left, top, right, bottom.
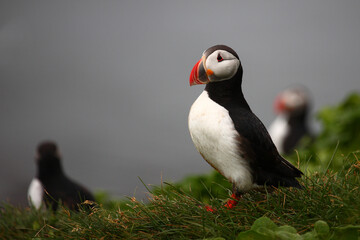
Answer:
[[225, 193, 240, 209], [204, 205, 217, 213], [201, 193, 241, 213]]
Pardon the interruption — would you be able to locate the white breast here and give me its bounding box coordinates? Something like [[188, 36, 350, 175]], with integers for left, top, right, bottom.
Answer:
[[188, 90, 254, 191], [27, 178, 44, 210], [268, 115, 289, 154]]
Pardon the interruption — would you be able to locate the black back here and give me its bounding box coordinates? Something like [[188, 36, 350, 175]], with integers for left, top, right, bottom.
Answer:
[[282, 111, 309, 154]]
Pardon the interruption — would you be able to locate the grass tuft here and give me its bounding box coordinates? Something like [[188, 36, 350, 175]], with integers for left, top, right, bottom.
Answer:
[[1, 157, 360, 239]]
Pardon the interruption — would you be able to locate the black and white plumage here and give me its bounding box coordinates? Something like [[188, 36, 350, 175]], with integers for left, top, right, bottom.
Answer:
[[28, 141, 94, 211], [188, 45, 302, 207], [268, 87, 311, 154]]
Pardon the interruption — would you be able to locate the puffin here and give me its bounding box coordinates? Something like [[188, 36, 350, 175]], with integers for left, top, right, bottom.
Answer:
[[188, 45, 303, 209], [268, 86, 311, 154], [28, 141, 95, 211]]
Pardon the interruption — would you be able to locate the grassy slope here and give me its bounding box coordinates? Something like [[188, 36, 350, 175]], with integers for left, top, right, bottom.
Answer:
[[1, 93, 359, 239], [1, 154, 359, 239]]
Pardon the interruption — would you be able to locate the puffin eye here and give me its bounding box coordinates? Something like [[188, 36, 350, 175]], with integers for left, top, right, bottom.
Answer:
[[217, 53, 224, 62]]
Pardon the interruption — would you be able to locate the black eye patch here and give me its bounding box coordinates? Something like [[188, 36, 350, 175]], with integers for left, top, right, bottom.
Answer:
[[217, 53, 224, 62]]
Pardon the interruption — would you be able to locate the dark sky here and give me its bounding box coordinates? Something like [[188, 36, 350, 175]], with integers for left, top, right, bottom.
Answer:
[[1, 0, 359, 205]]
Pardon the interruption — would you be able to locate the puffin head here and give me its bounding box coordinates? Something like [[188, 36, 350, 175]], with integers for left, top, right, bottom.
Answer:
[[189, 45, 242, 86], [37, 141, 60, 161], [274, 86, 310, 116], [36, 141, 63, 175]]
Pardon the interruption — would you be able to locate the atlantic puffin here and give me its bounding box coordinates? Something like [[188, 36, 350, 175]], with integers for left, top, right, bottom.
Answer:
[[268, 86, 311, 154], [28, 141, 95, 211], [188, 45, 303, 208]]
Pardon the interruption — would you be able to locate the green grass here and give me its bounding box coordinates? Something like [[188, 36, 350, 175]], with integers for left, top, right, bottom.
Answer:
[[2, 89, 359, 239], [1, 153, 360, 239]]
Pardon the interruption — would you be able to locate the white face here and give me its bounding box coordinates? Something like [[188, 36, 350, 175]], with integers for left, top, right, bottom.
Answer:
[[204, 50, 240, 82], [282, 89, 307, 111]]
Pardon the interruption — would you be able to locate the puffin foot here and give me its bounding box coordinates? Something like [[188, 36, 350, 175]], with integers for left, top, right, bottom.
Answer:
[[225, 193, 241, 209], [199, 193, 241, 212], [204, 205, 217, 213], [198, 204, 217, 213]]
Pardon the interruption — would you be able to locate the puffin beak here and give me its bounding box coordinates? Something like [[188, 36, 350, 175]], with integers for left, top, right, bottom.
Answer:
[[189, 56, 210, 86], [274, 95, 286, 113]]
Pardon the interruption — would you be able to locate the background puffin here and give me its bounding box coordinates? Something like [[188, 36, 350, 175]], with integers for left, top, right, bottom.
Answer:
[[268, 86, 311, 155], [188, 45, 303, 208], [28, 141, 95, 211]]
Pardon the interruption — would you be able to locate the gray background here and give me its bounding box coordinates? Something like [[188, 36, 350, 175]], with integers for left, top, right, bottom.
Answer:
[[1, 0, 359, 205]]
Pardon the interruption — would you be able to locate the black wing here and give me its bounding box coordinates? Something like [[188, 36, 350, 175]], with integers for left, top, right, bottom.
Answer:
[[44, 176, 95, 211], [228, 107, 303, 188]]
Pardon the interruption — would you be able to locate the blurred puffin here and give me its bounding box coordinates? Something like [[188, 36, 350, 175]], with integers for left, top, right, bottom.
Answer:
[[188, 45, 303, 209], [268, 87, 311, 155], [28, 141, 94, 211]]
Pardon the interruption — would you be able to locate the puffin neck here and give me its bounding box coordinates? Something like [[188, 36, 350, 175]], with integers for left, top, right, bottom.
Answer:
[[288, 110, 308, 126], [205, 72, 250, 110], [37, 157, 64, 179]]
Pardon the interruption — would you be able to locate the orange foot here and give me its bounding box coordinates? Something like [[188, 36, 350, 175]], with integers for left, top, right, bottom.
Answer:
[[202, 193, 240, 212], [225, 193, 240, 209], [204, 205, 217, 213]]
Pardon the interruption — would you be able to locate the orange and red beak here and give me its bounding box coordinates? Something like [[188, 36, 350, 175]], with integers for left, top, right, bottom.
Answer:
[[189, 56, 210, 86], [274, 95, 287, 113]]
